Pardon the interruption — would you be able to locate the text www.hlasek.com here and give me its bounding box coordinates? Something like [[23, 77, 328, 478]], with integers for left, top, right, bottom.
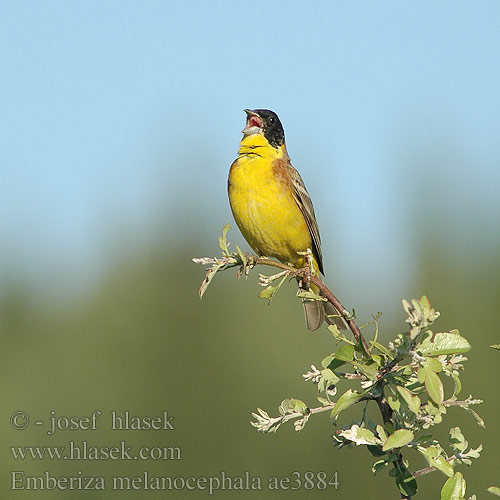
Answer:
[[11, 441, 181, 461]]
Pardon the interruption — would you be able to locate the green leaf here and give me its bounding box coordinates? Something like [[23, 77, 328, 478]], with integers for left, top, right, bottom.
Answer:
[[235, 244, 247, 269], [324, 357, 348, 371], [258, 285, 276, 300], [376, 424, 387, 442], [403, 295, 440, 337], [370, 354, 384, 367], [487, 486, 500, 497], [433, 456, 455, 477], [382, 429, 414, 451], [464, 407, 486, 428], [372, 459, 388, 474], [320, 368, 340, 384], [367, 444, 386, 457], [419, 444, 439, 459], [339, 425, 381, 445], [387, 394, 401, 412], [420, 332, 471, 356], [257, 273, 287, 301], [371, 341, 393, 358], [396, 386, 421, 415], [351, 359, 378, 379], [449, 427, 468, 454], [321, 353, 335, 369], [198, 261, 226, 298], [395, 463, 418, 497], [414, 434, 434, 444], [328, 325, 355, 346], [297, 289, 327, 301], [280, 398, 308, 415], [417, 366, 426, 383], [420, 446, 454, 477], [441, 472, 466, 500], [330, 389, 360, 420], [335, 344, 354, 362], [425, 357, 443, 373], [356, 427, 380, 445], [419, 329, 434, 350], [420, 295, 431, 313], [424, 400, 441, 417], [218, 224, 231, 253], [425, 368, 444, 406], [451, 371, 462, 397], [458, 444, 481, 465], [318, 368, 339, 392], [328, 324, 342, 339]]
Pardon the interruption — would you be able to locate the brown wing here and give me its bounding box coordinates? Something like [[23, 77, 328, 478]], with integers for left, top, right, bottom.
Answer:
[[286, 163, 324, 275]]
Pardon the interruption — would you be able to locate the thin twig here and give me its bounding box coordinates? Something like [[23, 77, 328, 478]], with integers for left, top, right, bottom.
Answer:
[[309, 273, 372, 357], [412, 455, 456, 478], [196, 248, 409, 495], [443, 399, 482, 406], [286, 403, 334, 421], [252, 257, 371, 357]]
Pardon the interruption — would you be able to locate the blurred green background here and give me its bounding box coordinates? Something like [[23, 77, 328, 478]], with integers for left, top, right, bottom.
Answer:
[[2, 1, 500, 498]]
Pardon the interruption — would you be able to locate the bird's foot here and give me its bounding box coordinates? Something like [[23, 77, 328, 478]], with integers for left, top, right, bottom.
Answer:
[[290, 264, 312, 290]]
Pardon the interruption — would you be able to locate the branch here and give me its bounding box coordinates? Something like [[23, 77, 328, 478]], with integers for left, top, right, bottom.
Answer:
[[250, 257, 371, 357], [195, 232, 484, 500], [252, 403, 334, 433], [193, 249, 371, 357], [443, 398, 482, 407], [412, 455, 456, 478]]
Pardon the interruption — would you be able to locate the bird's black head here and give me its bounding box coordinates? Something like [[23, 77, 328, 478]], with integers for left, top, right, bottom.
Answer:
[[242, 109, 285, 148]]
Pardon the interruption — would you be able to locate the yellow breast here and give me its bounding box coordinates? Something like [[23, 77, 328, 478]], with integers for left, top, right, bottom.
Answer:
[[228, 134, 312, 268]]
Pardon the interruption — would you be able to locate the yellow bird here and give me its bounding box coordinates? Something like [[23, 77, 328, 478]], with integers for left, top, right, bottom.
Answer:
[[228, 109, 346, 331]]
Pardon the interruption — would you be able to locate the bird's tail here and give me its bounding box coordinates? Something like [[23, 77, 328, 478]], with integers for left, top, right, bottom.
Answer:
[[300, 281, 348, 332]]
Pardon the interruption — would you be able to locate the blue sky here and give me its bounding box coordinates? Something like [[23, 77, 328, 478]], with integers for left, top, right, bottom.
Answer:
[[2, 1, 500, 306]]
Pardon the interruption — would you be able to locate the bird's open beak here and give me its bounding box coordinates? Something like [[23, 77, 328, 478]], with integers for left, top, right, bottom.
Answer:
[[242, 109, 264, 135]]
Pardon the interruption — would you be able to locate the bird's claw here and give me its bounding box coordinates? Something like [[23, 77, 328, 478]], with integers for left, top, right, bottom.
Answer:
[[290, 264, 312, 289]]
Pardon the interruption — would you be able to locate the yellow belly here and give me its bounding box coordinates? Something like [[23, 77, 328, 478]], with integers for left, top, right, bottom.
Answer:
[[228, 154, 312, 268]]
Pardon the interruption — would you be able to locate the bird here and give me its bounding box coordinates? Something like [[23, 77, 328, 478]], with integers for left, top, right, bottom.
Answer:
[[227, 109, 347, 331]]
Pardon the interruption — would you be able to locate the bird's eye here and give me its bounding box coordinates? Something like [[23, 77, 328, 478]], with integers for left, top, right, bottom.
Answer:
[[269, 117, 275, 124]]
